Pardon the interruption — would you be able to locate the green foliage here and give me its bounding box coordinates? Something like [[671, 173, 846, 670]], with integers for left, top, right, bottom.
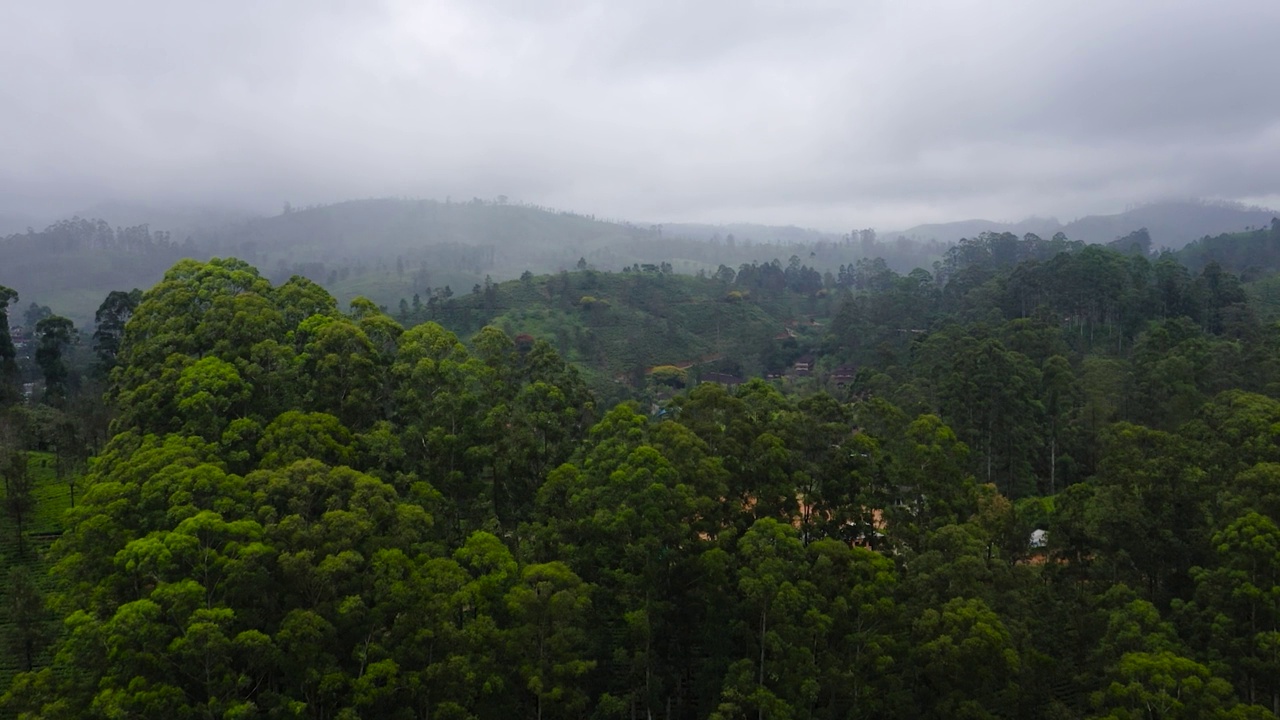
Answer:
[[12, 245, 1280, 719], [91, 288, 142, 374], [912, 596, 1021, 717], [405, 268, 830, 396], [649, 364, 688, 388], [4, 565, 49, 672]]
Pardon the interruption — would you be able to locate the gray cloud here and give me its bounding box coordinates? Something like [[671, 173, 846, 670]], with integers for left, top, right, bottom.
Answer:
[[2, 0, 1278, 231]]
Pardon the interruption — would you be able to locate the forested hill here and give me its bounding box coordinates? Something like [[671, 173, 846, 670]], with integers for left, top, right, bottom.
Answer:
[[188, 199, 946, 312], [396, 261, 836, 396], [194, 198, 658, 275], [0, 218, 190, 326], [10, 246, 1280, 716], [9, 196, 1274, 330], [0, 200, 665, 326], [891, 200, 1277, 248], [1064, 200, 1277, 248], [0, 198, 941, 326], [1177, 218, 1280, 275]]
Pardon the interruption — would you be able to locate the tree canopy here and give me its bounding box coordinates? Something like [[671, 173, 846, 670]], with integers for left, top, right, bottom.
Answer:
[[6, 234, 1280, 719]]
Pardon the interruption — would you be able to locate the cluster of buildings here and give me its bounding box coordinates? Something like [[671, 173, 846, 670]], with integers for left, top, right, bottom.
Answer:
[[755, 356, 860, 387]]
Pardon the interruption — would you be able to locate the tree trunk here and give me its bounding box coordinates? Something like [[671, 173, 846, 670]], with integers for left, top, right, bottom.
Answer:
[[985, 429, 993, 486], [1050, 436, 1057, 495]]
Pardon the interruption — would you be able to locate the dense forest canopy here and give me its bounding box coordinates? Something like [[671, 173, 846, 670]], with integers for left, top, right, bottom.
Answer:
[[2, 216, 1280, 718]]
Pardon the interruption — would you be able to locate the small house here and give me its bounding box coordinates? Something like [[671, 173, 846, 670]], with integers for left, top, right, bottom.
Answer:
[[792, 355, 815, 376], [831, 365, 858, 386]]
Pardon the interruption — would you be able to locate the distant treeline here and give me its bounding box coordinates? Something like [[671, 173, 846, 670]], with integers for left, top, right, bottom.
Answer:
[[1, 216, 188, 254]]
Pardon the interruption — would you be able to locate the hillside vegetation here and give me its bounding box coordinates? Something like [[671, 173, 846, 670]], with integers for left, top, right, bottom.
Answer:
[[403, 264, 835, 393]]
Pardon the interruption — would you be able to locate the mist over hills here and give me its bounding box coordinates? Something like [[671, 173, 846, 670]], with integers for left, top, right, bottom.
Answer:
[[656, 222, 843, 246], [888, 217, 1064, 245], [193, 198, 657, 271], [1060, 201, 1277, 248], [0, 213, 40, 237], [3, 195, 1276, 328], [889, 200, 1277, 248], [70, 201, 258, 238], [185, 199, 941, 316]]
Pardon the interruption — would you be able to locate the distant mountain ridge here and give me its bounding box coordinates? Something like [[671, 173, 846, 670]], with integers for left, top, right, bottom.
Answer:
[[889, 217, 1064, 244], [10, 195, 1278, 327], [1061, 201, 1277, 248], [71, 201, 257, 238], [658, 222, 843, 246], [889, 200, 1277, 249]]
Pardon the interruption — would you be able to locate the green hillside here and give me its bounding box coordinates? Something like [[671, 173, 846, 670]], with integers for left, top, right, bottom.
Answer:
[[0, 219, 191, 326], [410, 268, 836, 393], [1246, 274, 1280, 323], [1176, 218, 1280, 274]]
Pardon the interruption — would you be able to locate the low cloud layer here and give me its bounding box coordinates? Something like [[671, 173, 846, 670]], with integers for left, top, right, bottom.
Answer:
[[3, 0, 1278, 230]]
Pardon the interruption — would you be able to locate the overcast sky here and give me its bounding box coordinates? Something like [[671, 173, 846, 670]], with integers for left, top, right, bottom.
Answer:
[[2, 0, 1279, 231]]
